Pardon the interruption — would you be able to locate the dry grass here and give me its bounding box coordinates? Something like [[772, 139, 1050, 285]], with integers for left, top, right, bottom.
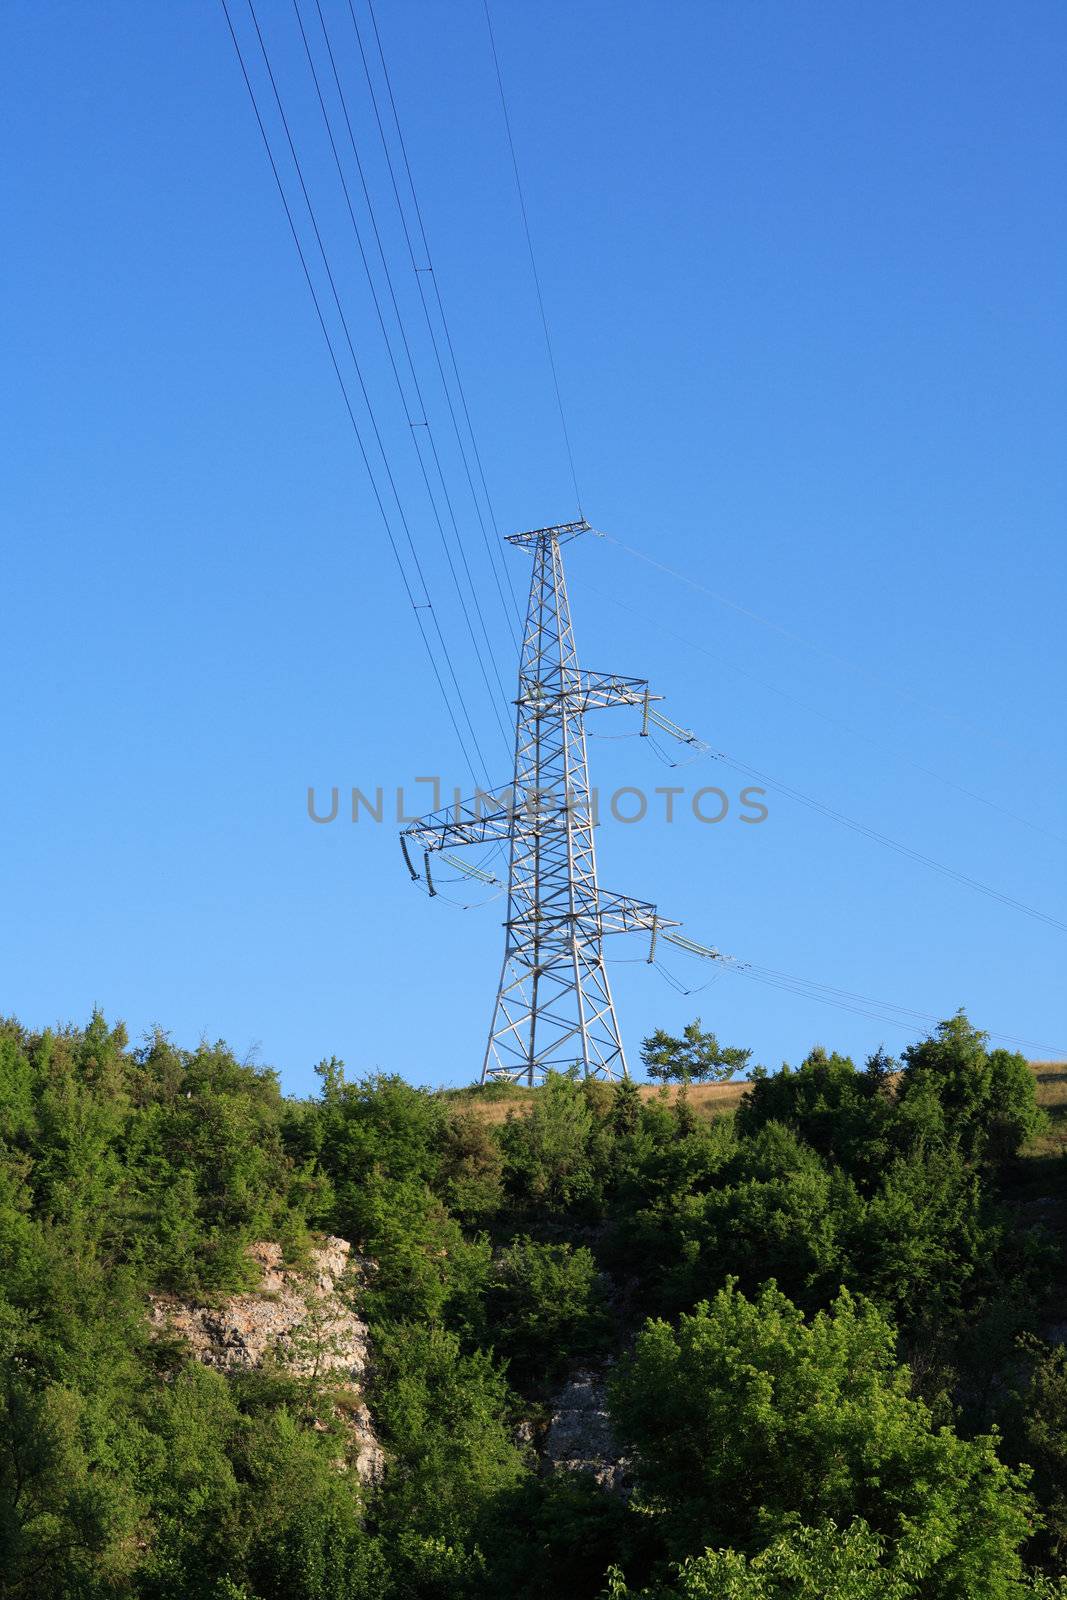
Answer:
[[456, 1078, 749, 1126], [1028, 1062, 1067, 1158], [440, 1077, 785, 1125], [445, 1062, 1067, 1130]]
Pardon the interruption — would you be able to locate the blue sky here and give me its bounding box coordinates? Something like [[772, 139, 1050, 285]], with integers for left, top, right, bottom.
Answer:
[[2, 0, 1064, 1095]]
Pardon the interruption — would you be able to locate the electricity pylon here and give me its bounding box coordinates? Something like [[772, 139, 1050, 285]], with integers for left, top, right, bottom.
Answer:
[[402, 519, 723, 1084]]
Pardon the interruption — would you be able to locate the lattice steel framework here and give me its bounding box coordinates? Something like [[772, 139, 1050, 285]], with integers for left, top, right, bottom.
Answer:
[[402, 519, 704, 1084]]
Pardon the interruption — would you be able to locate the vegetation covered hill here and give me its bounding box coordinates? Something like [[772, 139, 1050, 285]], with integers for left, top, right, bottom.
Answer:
[[1, 1010, 1066, 1598]]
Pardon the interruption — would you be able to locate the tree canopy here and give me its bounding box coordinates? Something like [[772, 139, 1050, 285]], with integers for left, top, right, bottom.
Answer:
[[0, 1009, 1061, 1599], [639, 1019, 751, 1084]]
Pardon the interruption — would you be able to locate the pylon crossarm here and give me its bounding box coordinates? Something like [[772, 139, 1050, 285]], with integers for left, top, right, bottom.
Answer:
[[401, 793, 513, 854], [597, 890, 679, 938], [575, 672, 659, 713], [514, 671, 657, 715], [595, 893, 739, 967], [505, 518, 591, 549]]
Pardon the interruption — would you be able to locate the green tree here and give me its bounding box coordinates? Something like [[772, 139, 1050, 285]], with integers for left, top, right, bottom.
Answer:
[[370, 1322, 529, 1549], [640, 1020, 750, 1085], [610, 1079, 643, 1138], [653, 1123, 858, 1315], [502, 1071, 599, 1215], [897, 1014, 1045, 1167], [353, 1174, 491, 1337], [609, 1280, 1036, 1596], [438, 1107, 505, 1225], [1020, 1337, 1067, 1572], [736, 1048, 893, 1180], [310, 1066, 449, 1237], [485, 1236, 609, 1387], [604, 1519, 1067, 1598]]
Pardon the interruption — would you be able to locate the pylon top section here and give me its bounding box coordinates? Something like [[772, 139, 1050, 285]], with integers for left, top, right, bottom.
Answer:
[[505, 518, 591, 549]]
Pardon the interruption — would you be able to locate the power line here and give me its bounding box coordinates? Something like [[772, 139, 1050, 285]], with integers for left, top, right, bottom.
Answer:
[[606, 628, 1067, 935], [617, 656, 1067, 935], [649, 941, 1066, 1056], [599, 529, 1043, 766], [639, 711, 1067, 934], [290, 0, 513, 754], [482, 0, 583, 518], [729, 964, 963, 1039], [653, 956, 724, 998], [223, 0, 495, 787], [307, 0, 519, 703], [365, 0, 522, 628], [351, 0, 524, 641], [586, 578, 1067, 846], [244, 0, 496, 782], [728, 962, 1066, 1058], [710, 748, 1067, 935]]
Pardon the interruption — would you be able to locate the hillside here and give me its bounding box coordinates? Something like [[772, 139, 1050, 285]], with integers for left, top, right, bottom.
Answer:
[[448, 1059, 1067, 1130], [440, 1075, 750, 1123], [2, 1011, 1067, 1599]]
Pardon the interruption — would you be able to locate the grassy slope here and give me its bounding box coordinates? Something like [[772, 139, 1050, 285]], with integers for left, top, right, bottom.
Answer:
[[1028, 1063, 1067, 1158], [445, 1062, 1067, 1331], [438, 1077, 749, 1125], [444, 1063, 1067, 1129], [1008, 1065, 1067, 1298]]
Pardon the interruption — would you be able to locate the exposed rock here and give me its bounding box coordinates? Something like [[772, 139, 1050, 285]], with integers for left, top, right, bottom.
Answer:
[[148, 1237, 383, 1482], [543, 1370, 630, 1494]]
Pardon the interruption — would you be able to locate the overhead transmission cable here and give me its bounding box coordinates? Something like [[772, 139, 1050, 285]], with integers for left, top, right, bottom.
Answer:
[[223, 0, 505, 787], [357, 0, 524, 638], [730, 964, 1066, 1057], [645, 938, 1066, 1055], [637, 716, 1067, 935], [587, 578, 1067, 847], [221, 0, 493, 789], [652, 956, 724, 999], [584, 612, 1066, 934], [482, 0, 583, 518], [599, 529, 1042, 765], [709, 749, 1067, 935], [290, 0, 513, 754]]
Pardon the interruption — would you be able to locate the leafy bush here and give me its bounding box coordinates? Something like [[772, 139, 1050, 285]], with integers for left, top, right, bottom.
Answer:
[[485, 1236, 609, 1386], [501, 1070, 600, 1215], [736, 1047, 894, 1180], [605, 1520, 1067, 1599], [609, 1279, 1036, 1596], [897, 1014, 1046, 1167], [0, 1008, 1058, 1598], [369, 1321, 529, 1547]]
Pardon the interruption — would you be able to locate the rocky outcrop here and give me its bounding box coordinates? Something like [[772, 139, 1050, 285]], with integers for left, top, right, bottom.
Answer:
[[148, 1237, 383, 1482], [543, 1371, 630, 1494]]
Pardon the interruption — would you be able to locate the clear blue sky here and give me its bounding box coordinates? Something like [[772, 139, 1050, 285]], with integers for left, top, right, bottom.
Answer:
[[3, 0, 1064, 1094]]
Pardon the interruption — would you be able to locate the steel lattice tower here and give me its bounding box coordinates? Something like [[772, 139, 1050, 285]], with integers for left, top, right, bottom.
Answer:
[[484, 521, 627, 1080], [402, 519, 707, 1084]]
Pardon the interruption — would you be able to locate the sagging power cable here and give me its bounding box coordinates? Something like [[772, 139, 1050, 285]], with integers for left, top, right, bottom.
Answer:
[[223, 0, 502, 788], [586, 576, 1066, 847], [291, 0, 513, 753], [599, 529, 1045, 769], [482, 0, 583, 519], [359, 0, 524, 639], [221, 0, 493, 789]]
